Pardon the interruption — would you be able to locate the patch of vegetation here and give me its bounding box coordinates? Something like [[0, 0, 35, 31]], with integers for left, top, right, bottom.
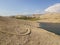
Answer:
[[16, 16, 40, 21]]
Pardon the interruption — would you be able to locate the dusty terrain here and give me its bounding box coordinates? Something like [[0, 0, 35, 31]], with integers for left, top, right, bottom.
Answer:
[[0, 14, 60, 45]]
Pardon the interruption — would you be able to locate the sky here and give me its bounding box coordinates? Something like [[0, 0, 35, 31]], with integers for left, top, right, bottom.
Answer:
[[0, 0, 60, 16]]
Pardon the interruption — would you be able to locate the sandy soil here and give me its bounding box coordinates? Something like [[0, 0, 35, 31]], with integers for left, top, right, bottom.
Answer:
[[0, 17, 60, 45]]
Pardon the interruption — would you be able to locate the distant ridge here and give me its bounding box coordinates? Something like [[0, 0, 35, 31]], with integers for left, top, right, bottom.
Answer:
[[40, 13, 60, 19]]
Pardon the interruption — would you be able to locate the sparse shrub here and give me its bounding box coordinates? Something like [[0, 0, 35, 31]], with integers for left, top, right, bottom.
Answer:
[[16, 16, 40, 21]]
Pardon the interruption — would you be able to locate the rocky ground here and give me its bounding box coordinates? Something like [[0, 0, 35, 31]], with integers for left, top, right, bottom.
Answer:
[[0, 16, 60, 45]]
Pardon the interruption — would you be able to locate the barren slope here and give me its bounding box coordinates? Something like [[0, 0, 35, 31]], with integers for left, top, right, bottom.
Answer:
[[0, 17, 60, 45], [39, 13, 60, 23]]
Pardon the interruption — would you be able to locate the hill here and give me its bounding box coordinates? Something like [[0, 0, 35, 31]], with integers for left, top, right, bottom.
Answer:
[[40, 13, 60, 19], [0, 17, 60, 45]]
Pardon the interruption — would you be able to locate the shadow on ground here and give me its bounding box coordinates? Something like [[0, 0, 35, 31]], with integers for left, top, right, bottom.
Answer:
[[38, 22, 60, 35]]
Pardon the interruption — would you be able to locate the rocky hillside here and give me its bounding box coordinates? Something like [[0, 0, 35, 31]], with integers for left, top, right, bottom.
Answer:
[[0, 17, 60, 45]]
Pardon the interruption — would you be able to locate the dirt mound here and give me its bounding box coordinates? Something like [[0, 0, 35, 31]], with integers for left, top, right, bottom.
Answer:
[[0, 17, 60, 45]]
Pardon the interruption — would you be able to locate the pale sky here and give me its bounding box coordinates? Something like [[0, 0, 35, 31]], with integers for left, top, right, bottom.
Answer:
[[0, 0, 60, 16]]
